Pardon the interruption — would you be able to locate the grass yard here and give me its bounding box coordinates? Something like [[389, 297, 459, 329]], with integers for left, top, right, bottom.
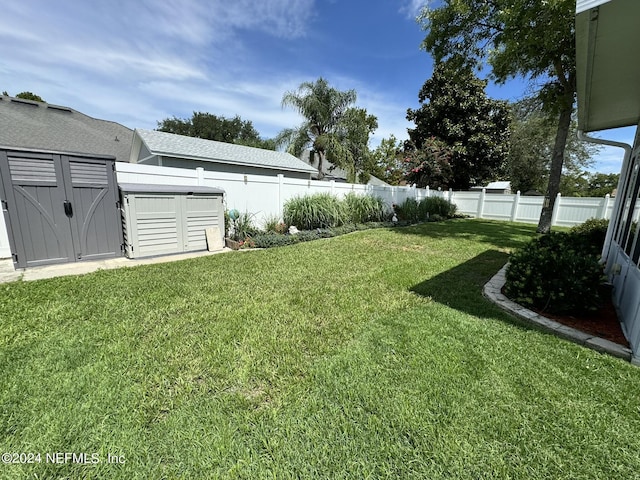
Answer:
[[1, 219, 640, 479]]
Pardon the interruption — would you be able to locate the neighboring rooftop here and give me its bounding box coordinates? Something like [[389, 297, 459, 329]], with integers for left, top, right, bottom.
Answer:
[[133, 129, 317, 174], [0, 95, 133, 162], [300, 149, 390, 186]]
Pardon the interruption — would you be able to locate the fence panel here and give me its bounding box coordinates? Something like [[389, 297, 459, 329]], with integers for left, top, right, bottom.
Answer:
[[451, 192, 482, 217], [482, 194, 517, 221], [554, 196, 608, 227]]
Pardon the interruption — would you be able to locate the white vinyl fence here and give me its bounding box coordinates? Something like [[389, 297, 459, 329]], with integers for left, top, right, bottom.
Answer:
[[115, 163, 639, 229], [1, 162, 637, 259]]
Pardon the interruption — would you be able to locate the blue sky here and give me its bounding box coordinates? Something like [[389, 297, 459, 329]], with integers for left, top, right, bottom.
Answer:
[[0, 0, 632, 174]]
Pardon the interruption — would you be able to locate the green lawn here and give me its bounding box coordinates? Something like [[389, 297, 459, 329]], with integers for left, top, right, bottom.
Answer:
[[1, 219, 639, 479]]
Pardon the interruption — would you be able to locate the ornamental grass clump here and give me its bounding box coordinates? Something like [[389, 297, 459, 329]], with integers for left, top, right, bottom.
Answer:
[[395, 196, 456, 223], [419, 196, 457, 219], [394, 198, 420, 223], [504, 231, 606, 314], [284, 193, 347, 229], [343, 193, 386, 224]]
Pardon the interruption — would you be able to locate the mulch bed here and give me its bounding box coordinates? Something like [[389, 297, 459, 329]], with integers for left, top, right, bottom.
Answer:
[[503, 286, 629, 347]]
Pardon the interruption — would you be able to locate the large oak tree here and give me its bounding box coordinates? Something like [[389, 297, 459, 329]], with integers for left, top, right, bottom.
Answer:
[[419, 0, 576, 232]]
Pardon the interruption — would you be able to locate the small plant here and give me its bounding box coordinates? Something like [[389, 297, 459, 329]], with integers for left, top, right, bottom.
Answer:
[[230, 211, 258, 241], [504, 232, 606, 314], [239, 237, 256, 249], [284, 193, 347, 229], [262, 214, 285, 234]]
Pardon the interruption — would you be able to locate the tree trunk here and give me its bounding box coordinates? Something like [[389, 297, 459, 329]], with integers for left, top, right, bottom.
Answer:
[[316, 149, 325, 180], [536, 97, 573, 233]]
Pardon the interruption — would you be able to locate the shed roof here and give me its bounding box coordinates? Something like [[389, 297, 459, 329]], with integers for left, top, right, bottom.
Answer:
[[119, 183, 224, 195], [576, 0, 640, 132], [0, 95, 133, 162], [134, 129, 317, 174]]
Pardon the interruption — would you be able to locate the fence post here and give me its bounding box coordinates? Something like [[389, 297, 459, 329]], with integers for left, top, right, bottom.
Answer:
[[551, 192, 562, 226], [196, 167, 204, 186], [477, 188, 486, 218], [599, 194, 610, 219], [511, 190, 521, 222], [448, 188, 453, 202], [426, 186, 430, 198]]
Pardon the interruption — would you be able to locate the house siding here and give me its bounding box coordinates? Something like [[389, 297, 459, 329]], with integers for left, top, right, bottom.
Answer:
[[157, 156, 312, 179]]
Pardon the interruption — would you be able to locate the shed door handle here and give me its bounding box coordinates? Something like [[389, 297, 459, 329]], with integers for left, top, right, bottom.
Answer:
[[64, 201, 73, 218]]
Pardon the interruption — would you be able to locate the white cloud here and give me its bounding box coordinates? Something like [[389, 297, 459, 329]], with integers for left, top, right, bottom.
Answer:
[[399, 0, 428, 19]]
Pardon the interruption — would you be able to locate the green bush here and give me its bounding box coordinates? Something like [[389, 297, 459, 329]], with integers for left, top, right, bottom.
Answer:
[[284, 193, 347, 229], [343, 193, 386, 223], [504, 232, 605, 314], [251, 233, 299, 248], [569, 218, 608, 255]]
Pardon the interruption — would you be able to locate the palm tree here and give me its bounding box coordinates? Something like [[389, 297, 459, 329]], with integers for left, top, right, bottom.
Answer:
[[276, 78, 356, 179]]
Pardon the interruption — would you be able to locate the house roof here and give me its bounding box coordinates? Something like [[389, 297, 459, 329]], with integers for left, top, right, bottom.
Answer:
[[299, 149, 390, 186], [576, 0, 640, 132], [134, 129, 317, 174], [0, 95, 133, 162], [486, 181, 511, 190]]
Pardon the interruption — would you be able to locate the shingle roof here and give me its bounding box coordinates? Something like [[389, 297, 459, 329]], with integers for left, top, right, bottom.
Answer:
[[136, 129, 317, 174], [0, 95, 133, 162]]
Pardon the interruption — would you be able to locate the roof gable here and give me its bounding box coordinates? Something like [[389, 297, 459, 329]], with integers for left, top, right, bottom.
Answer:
[[0, 95, 133, 162], [134, 129, 317, 174]]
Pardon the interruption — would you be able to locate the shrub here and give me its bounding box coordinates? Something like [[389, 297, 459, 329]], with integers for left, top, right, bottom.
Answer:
[[343, 193, 386, 223], [251, 233, 299, 248], [504, 232, 605, 314], [569, 218, 609, 255], [284, 193, 347, 230]]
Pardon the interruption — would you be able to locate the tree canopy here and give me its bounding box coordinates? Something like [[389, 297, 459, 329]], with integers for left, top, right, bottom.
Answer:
[[370, 135, 406, 186], [3, 91, 45, 102], [419, 0, 577, 232], [277, 78, 377, 183], [157, 112, 275, 149], [508, 98, 599, 195], [407, 59, 510, 190]]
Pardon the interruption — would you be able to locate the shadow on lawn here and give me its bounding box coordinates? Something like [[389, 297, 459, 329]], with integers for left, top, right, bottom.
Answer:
[[410, 249, 513, 320], [395, 219, 537, 251]]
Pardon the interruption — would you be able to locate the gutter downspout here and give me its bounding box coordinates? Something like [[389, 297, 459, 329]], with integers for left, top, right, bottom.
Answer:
[[577, 131, 632, 264]]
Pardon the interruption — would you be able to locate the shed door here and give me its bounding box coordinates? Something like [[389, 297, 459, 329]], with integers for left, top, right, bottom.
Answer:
[[0, 150, 122, 268]]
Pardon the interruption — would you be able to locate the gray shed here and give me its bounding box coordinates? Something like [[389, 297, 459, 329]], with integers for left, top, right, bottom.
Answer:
[[119, 183, 225, 258]]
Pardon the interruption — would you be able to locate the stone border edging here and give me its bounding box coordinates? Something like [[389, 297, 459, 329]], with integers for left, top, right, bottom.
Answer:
[[483, 264, 633, 362]]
